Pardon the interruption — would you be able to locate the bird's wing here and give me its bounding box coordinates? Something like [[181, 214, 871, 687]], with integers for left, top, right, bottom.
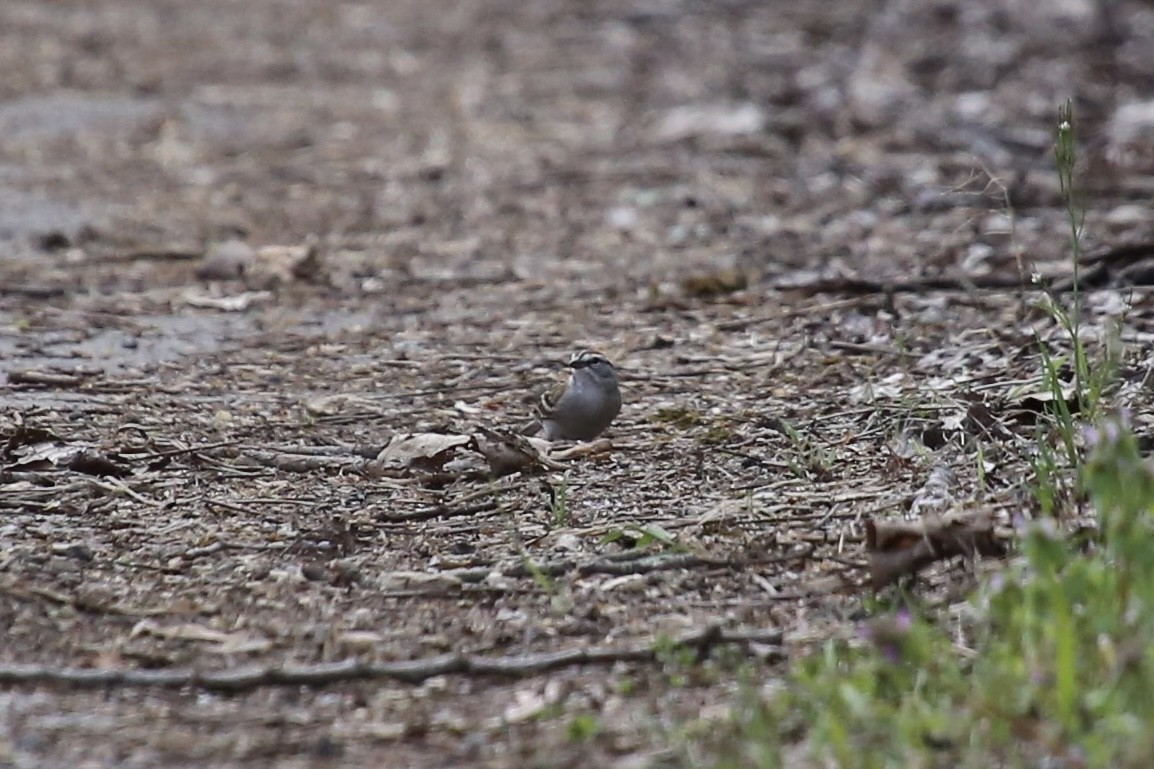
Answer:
[[534, 379, 568, 418]]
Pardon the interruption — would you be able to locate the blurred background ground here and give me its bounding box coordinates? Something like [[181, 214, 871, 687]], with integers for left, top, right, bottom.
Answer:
[[1, 0, 1153, 767]]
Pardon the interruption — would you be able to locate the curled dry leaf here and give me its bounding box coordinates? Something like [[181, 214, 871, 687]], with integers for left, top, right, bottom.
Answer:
[[2, 423, 62, 457], [8, 441, 86, 469], [68, 450, 131, 478], [681, 268, 751, 299], [1008, 379, 1081, 424], [961, 397, 1015, 441], [866, 510, 1008, 590], [6, 440, 129, 478], [245, 242, 323, 289], [376, 433, 472, 469]]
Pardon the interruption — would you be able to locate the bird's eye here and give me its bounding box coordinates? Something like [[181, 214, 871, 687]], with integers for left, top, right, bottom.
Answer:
[[569, 351, 612, 369]]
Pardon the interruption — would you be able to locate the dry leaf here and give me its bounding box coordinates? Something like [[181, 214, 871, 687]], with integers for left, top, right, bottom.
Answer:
[[376, 433, 471, 467], [182, 290, 273, 312], [681, 269, 750, 299], [866, 510, 1008, 590], [245, 242, 322, 289], [378, 571, 463, 593]]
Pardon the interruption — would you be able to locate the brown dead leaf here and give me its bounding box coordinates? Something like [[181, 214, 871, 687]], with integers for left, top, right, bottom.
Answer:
[[866, 510, 1008, 590], [6, 441, 129, 478], [376, 433, 472, 470], [681, 268, 750, 299], [245, 242, 323, 289]]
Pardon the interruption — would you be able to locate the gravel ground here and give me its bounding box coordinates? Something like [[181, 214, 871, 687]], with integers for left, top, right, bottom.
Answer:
[[2, 1, 1154, 766]]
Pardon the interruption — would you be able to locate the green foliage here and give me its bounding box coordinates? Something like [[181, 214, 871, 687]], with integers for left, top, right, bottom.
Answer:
[[789, 620, 965, 769], [602, 522, 689, 553], [1037, 341, 1079, 465], [1026, 99, 1119, 514], [518, 551, 556, 596], [1026, 424, 1073, 520], [566, 713, 602, 742], [1025, 99, 1120, 521], [653, 633, 699, 688], [777, 418, 834, 480], [713, 416, 1154, 768], [978, 417, 1154, 764], [549, 478, 571, 527], [1053, 99, 1087, 396]]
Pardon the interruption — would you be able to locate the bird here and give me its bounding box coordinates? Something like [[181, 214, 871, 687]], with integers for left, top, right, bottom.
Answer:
[[521, 350, 622, 441]]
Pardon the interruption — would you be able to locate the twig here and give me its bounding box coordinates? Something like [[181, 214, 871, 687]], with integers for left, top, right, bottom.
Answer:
[[827, 340, 917, 357], [180, 540, 289, 561], [378, 500, 499, 523], [0, 623, 782, 691], [489, 550, 811, 580], [717, 297, 865, 331], [6, 370, 88, 388], [89, 246, 204, 264], [0, 284, 67, 299], [85, 478, 160, 507], [378, 482, 517, 523], [251, 444, 380, 459], [239, 450, 367, 474], [135, 440, 244, 460]]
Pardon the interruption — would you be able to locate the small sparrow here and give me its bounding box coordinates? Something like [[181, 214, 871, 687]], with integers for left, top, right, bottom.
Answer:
[[522, 350, 622, 441]]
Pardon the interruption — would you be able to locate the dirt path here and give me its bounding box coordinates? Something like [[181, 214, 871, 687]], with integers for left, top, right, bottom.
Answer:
[[2, 1, 1153, 766]]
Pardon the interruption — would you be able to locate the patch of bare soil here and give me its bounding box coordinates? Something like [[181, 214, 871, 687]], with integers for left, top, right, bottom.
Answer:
[[2, 0, 1154, 766]]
